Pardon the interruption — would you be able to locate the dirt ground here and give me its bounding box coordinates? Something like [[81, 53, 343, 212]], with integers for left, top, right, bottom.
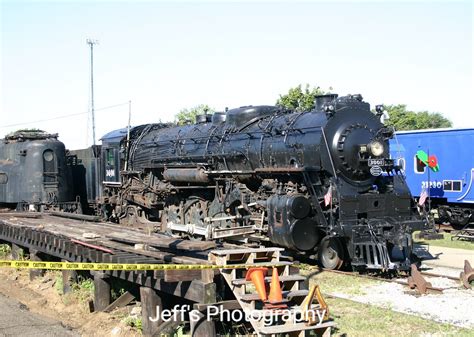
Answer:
[[0, 292, 78, 337], [421, 245, 474, 269], [0, 267, 141, 337]]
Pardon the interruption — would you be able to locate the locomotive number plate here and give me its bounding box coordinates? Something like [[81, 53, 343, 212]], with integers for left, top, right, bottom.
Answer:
[[368, 159, 385, 167]]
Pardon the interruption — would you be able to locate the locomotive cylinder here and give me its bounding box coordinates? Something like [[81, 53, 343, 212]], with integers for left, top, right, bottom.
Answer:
[[162, 168, 209, 183]]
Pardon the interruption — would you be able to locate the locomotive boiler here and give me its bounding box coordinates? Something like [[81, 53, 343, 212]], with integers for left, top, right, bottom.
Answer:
[[104, 94, 426, 270]]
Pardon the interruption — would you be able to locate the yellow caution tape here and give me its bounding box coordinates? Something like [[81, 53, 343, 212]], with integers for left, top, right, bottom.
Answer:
[[0, 260, 284, 271]]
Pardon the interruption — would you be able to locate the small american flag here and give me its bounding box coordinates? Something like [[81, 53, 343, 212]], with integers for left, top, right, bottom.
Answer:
[[418, 188, 428, 206], [324, 186, 333, 207]]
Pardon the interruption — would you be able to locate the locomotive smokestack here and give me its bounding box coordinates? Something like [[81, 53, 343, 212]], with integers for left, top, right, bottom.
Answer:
[[314, 94, 338, 111]]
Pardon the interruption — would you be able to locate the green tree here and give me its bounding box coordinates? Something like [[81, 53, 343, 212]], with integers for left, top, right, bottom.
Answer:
[[175, 104, 214, 125], [276, 84, 332, 112], [383, 104, 452, 131]]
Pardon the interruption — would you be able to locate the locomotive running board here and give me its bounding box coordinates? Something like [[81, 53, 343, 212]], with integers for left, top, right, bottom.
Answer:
[[211, 225, 255, 239]]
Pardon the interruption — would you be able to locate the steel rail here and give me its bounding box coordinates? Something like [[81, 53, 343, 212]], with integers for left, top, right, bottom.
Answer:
[[318, 268, 445, 293]]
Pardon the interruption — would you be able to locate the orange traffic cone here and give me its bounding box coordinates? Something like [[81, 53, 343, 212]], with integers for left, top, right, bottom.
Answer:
[[267, 267, 287, 308], [245, 267, 268, 302]]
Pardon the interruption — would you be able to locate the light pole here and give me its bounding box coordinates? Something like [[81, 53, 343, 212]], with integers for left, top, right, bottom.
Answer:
[[86, 39, 99, 146], [86, 38, 100, 201]]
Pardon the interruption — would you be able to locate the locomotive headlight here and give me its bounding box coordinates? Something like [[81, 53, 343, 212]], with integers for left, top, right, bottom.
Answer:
[[43, 150, 54, 162], [369, 141, 384, 157]]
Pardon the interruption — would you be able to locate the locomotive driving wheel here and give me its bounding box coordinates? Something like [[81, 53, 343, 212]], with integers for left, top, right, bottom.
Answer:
[[318, 237, 345, 270], [184, 198, 209, 240], [161, 203, 184, 236]]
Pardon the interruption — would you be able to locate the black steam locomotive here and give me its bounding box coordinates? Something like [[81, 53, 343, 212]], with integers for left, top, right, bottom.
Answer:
[[0, 94, 426, 270], [96, 94, 426, 270]]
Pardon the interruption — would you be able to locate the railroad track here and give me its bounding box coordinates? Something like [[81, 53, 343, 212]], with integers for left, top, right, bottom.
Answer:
[[316, 266, 467, 295], [419, 270, 459, 281], [436, 222, 474, 233]]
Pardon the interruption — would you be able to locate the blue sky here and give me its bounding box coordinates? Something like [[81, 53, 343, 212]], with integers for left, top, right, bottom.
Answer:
[[1, 1, 473, 149]]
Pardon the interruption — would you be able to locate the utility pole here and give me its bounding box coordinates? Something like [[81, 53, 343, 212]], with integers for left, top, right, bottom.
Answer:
[[86, 39, 99, 146], [86, 38, 100, 201]]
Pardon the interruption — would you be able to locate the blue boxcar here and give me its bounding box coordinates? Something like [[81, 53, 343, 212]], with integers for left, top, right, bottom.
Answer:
[[390, 128, 474, 228]]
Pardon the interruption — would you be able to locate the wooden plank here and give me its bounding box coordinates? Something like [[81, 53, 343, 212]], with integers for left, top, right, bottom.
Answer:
[[169, 255, 211, 265], [61, 257, 77, 294], [190, 311, 216, 337], [0, 214, 216, 252], [140, 287, 162, 337], [11, 243, 22, 260], [232, 274, 305, 286], [93, 272, 111, 311], [106, 233, 216, 252], [99, 240, 211, 265], [164, 269, 202, 282], [211, 247, 284, 255], [29, 249, 45, 280], [201, 269, 215, 283], [240, 289, 308, 302], [106, 269, 216, 303], [258, 320, 335, 335], [151, 279, 216, 303], [0, 212, 42, 219], [221, 261, 293, 268], [103, 291, 135, 313], [98, 241, 169, 262]]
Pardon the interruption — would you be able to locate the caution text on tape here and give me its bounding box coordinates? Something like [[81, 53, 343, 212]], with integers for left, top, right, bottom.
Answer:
[[0, 260, 285, 271]]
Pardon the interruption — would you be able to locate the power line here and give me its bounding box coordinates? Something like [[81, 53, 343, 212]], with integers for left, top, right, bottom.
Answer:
[[0, 102, 130, 129]]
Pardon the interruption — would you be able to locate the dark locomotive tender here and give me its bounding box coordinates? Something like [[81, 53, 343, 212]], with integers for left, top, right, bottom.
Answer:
[[0, 130, 80, 212], [96, 93, 427, 271]]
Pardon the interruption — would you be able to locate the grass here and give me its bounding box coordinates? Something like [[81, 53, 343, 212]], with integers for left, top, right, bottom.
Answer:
[[300, 268, 472, 336], [54, 271, 64, 294], [111, 287, 126, 301], [301, 267, 378, 295], [71, 277, 95, 302], [123, 316, 142, 332], [110, 278, 130, 301], [0, 243, 27, 260], [328, 297, 473, 337], [0, 244, 11, 258], [414, 231, 474, 251]]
